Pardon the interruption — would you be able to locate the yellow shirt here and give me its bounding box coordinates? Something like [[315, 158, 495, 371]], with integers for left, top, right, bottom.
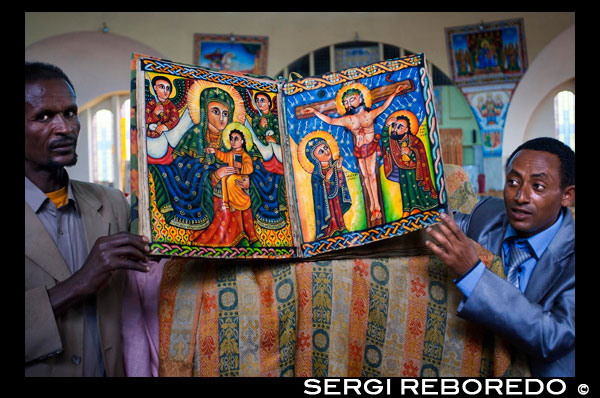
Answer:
[[45, 185, 69, 208]]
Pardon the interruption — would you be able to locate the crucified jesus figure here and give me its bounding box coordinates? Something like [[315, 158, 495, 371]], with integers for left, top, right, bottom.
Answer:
[[303, 84, 404, 223]]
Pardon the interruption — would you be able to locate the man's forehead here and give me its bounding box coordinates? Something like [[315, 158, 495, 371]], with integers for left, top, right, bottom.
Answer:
[[25, 79, 76, 105], [507, 149, 561, 177]]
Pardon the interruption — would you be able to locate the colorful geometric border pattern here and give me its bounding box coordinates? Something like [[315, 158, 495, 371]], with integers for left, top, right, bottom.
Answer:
[[271, 265, 298, 375], [420, 255, 449, 376], [281, 54, 423, 96], [217, 266, 240, 375], [420, 66, 446, 204], [310, 263, 333, 376], [150, 243, 296, 259], [141, 58, 278, 93], [301, 210, 442, 257], [361, 260, 389, 376]]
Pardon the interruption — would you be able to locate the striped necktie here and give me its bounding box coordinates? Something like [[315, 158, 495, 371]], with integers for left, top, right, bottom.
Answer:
[[506, 241, 532, 288]]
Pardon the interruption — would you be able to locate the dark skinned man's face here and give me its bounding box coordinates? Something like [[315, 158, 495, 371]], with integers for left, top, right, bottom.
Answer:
[[503, 149, 574, 238], [25, 78, 80, 170]]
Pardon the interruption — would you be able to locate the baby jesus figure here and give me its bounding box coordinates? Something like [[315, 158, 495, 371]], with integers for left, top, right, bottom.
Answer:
[[204, 129, 253, 212]]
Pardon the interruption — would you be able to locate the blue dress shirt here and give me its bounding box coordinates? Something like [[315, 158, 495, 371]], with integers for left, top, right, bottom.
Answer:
[[456, 210, 564, 296]]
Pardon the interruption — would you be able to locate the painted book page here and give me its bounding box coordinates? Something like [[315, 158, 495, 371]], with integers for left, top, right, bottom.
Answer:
[[132, 55, 295, 259], [280, 53, 448, 257]]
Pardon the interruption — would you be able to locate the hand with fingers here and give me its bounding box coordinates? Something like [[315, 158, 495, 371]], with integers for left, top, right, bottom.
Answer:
[[425, 212, 480, 277], [48, 231, 156, 316]]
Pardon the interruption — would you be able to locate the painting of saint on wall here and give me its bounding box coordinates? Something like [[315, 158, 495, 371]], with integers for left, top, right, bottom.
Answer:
[[194, 33, 268, 76], [461, 83, 515, 157], [445, 18, 527, 87], [334, 45, 380, 70]]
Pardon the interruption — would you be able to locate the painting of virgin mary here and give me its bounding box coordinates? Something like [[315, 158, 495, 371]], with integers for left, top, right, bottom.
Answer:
[[304, 135, 352, 240], [148, 82, 245, 231]]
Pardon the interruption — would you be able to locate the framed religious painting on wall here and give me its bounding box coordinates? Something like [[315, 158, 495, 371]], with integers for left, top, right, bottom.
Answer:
[[445, 18, 528, 87], [193, 33, 269, 76]]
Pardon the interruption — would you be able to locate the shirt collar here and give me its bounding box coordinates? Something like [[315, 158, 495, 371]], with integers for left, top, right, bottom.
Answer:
[[503, 209, 564, 260], [25, 174, 77, 213]]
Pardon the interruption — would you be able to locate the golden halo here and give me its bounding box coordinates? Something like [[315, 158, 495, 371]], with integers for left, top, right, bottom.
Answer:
[[147, 73, 176, 100], [221, 122, 253, 152], [385, 110, 419, 136], [297, 130, 340, 174], [186, 80, 245, 125], [335, 82, 372, 116]]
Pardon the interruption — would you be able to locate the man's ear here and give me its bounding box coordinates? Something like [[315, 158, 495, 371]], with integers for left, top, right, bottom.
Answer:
[[561, 185, 575, 208]]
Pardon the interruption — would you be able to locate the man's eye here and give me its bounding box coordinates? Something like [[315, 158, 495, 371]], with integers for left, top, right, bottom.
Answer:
[[37, 114, 50, 121]]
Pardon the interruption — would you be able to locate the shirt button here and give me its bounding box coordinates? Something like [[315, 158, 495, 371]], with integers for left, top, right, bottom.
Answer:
[[72, 355, 81, 365]]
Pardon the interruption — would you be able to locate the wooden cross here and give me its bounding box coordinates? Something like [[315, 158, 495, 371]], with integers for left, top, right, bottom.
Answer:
[[294, 79, 415, 119]]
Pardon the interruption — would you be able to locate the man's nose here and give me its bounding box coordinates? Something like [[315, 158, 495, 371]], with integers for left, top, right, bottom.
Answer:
[[51, 114, 78, 136], [52, 114, 71, 132], [514, 187, 530, 203]]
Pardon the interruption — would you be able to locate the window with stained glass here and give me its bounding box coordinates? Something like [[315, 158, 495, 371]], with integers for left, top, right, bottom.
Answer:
[[554, 90, 575, 151], [91, 109, 115, 186]]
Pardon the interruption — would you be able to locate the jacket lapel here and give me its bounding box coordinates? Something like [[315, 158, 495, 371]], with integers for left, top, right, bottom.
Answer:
[[488, 222, 508, 256], [71, 181, 121, 369], [71, 181, 110, 251], [481, 214, 509, 257], [25, 202, 71, 282], [525, 209, 574, 303]]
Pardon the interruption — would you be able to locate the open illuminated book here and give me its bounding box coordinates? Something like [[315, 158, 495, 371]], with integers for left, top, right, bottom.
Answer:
[[130, 52, 448, 259]]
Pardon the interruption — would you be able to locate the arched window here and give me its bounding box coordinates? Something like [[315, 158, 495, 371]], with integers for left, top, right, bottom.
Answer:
[[82, 91, 131, 195], [276, 41, 453, 86], [91, 109, 115, 186], [554, 90, 575, 150]]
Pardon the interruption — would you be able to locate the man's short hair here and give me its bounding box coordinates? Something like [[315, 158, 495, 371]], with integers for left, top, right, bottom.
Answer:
[[25, 61, 75, 94], [506, 137, 575, 188]]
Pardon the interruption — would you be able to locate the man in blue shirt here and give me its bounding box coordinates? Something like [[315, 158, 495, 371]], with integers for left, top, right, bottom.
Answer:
[[425, 137, 575, 377]]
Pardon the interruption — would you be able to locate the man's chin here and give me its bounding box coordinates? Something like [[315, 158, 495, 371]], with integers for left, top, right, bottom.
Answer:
[[49, 154, 78, 169]]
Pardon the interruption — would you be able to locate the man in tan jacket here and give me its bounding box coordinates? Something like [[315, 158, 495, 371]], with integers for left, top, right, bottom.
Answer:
[[25, 62, 152, 376]]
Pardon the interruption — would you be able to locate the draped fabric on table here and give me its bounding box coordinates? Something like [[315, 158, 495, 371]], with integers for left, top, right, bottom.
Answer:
[[157, 165, 530, 377]]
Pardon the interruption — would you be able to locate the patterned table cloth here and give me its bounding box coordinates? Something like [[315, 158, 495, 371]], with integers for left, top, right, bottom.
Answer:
[[156, 165, 530, 377]]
